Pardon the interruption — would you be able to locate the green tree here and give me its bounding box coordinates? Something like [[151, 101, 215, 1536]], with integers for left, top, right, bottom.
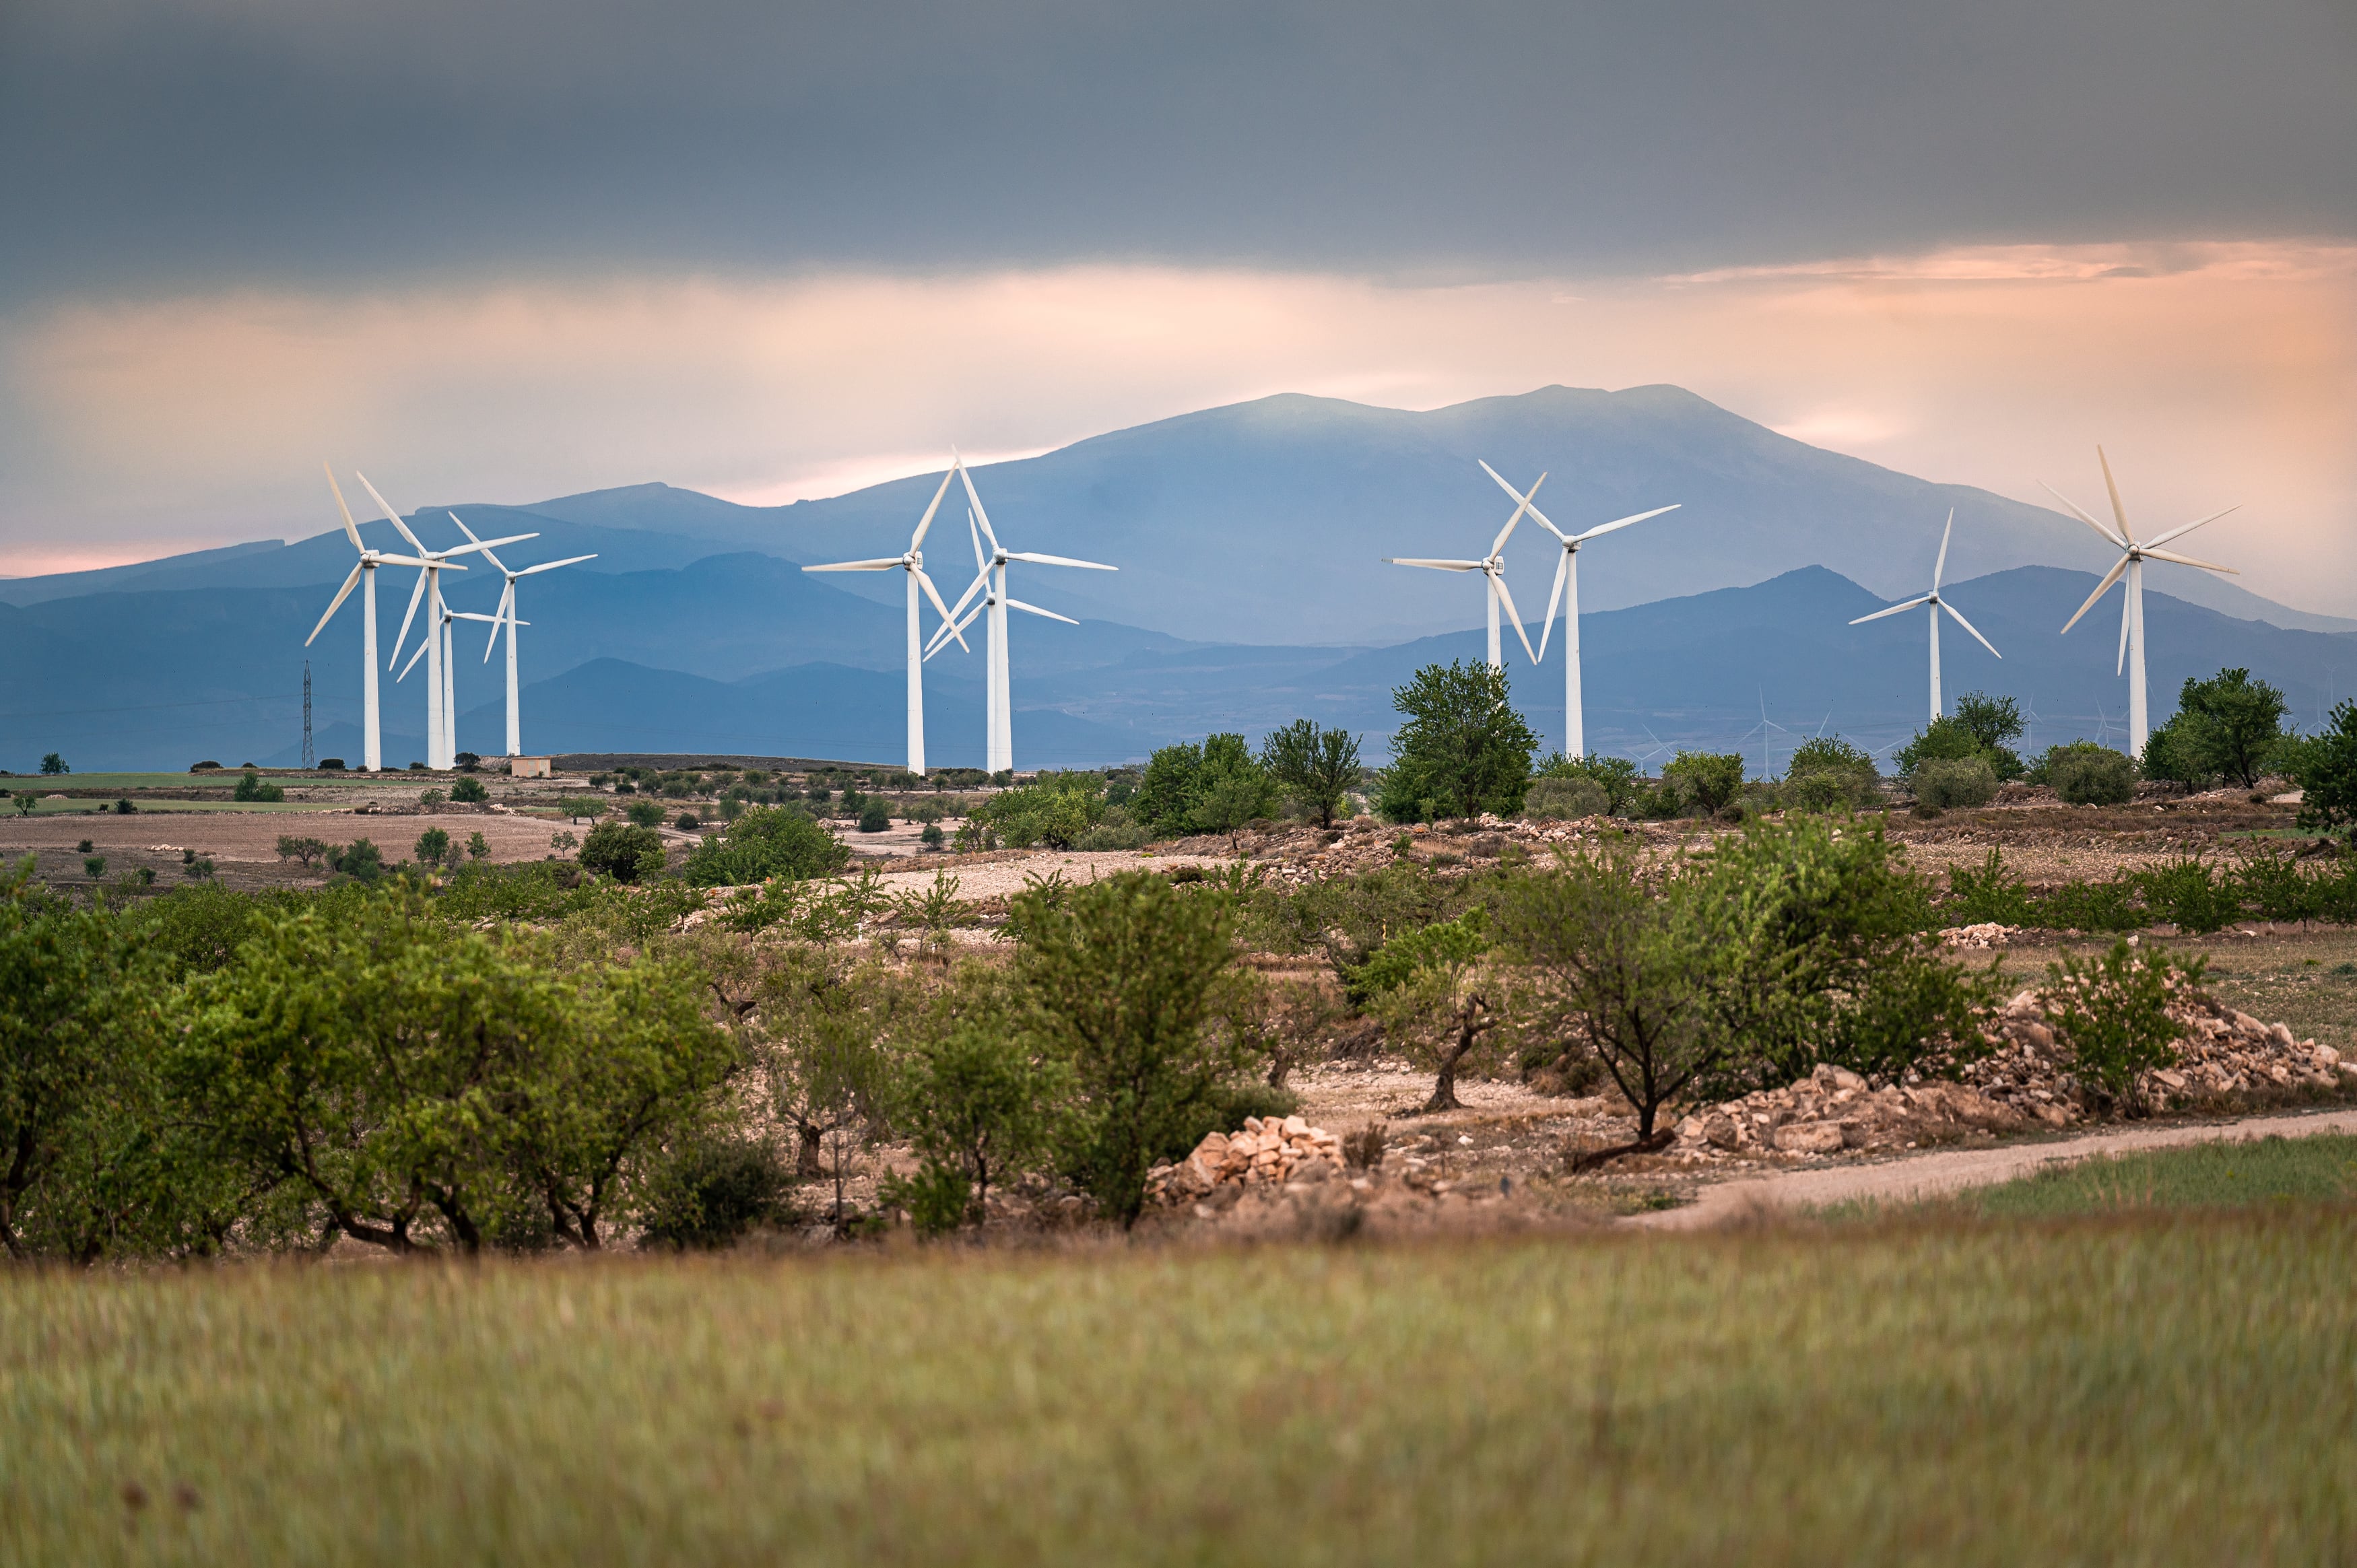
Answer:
[[1014, 870, 1249, 1227], [625, 798, 666, 829], [233, 768, 285, 803], [1350, 910, 1495, 1112], [1130, 741, 1205, 836], [2282, 700, 2357, 842], [896, 1013, 1063, 1227], [1376, 660, 1538, 822], [328, 838, 387, 885], [1781, 736, 1882, 813], [1950, 692, 2026, 779], [2171, 667, 2289, 788], [1260, 719, 1362, 827], [1535, 752, 1642, 815], [466, 831, 490, 862], [449, 775, 490, 804], [275, 835, 328, 870], [2043, 743, 2137, 806], [39, 753, 66, 775], [2042, 939, 2201, 1114], [413, 826, 452, 867], [1189, 734, 1276, 834], [579, 821, 667, 883], [1661, 750, 1745, 817], [681, 804, 851, 885]]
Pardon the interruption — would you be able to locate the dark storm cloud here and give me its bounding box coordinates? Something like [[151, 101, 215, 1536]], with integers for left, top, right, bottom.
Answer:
[[3, 0, 2352, 301]]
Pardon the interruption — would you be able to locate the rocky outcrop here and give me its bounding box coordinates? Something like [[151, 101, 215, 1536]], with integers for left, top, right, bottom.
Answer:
[[1147, 1116, 1346, 1202]]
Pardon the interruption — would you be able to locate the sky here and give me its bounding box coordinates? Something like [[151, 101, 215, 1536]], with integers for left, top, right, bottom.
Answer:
[[4, 0, 2354, 609]]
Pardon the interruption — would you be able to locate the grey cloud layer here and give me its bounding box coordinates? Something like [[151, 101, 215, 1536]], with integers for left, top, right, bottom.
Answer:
[[5, 0, 2352, 300]]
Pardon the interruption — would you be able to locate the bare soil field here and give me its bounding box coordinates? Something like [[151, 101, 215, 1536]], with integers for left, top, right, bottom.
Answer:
[[0, 805, 579, 891]]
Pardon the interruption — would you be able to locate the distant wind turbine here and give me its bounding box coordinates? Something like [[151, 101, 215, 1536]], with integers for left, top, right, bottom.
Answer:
[[303, 465, 436, 772], [2044, 447, 2241, 759], [1479, 461, 1678, 759], [803, 460, 968, 774], [448, 514, 595, 757], [1384, 466, 1541, 672], [370, 477, 535, 770], [924, 457, 1114, 774], [1847, 510, 2001, 722]]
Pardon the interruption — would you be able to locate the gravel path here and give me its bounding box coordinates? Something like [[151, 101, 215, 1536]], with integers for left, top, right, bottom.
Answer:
[[1630, 1105, 2357, 1229]]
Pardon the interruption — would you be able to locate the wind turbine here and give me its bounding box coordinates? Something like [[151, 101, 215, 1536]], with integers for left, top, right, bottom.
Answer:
[[1847, 510, 2001, 722], [801, 461, 968, 774], [2044, 448, 2240, 759], [448, 514, 595, 757], [1383, 467, 1541, 672], [303, 465, 436, 772], [924, 458, 1114, 774], [397, 602, 462, 763], [367, 477, 535, 769], [1479, 461, 1678, 759]]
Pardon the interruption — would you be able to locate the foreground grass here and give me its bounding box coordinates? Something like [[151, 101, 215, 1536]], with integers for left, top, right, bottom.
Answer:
[[7, 1217, 2357, 1565], [1960, 1133, 2357, 1219]]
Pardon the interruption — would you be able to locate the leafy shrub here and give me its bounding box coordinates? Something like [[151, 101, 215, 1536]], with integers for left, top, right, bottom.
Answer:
[[2165, 667, 2288, 788], [625, 799, 666, 829], [1947, 849, 2036, 926], [413, 826, 453, 867], [83, 856, 106, 879], [2041, 939, 2201, 1113], [882, 1163, 974, 1239], [973, 780, 1104, 848], [1534, 752, 1642, 815], [466, 831, 490, 862], [919, 822, 945, 850], [675, 812, 701, 831], [1950, 692, 2026, 780], [1913, 755, 1999, 810], [1525, 776, 1609, 820], [1782, 736, 1883, 812], [1375, 661, 1537, 823], [682, 805, 853, 887], [894, 1019, 1062, 1227], [450, 776, 490, 804], [2137, 859, 2241, 935], [578, 821, 667, 883], [418, 788, 444, 807], [2047, 743, 2137, 806], [857, 803, 892, 833], [183, 857, 215, 880], [232, 768, 284, 803], [275, 835, 327, 869], [639, 1136, 795, 1250], [327, 838, 385, 885], [1073, 807, 1148, 850], [1661, 751, 1744, 817], [317, 758, 345, 770]]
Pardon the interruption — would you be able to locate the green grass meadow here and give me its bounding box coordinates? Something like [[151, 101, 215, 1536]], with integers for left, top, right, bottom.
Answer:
[[6, 1213, 2356, 1565], [1935, 1132, 2357, 1220]]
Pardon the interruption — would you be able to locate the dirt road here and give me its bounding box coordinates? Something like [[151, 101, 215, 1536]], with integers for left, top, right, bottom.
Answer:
[[1631, 1105, 2357, 1229]]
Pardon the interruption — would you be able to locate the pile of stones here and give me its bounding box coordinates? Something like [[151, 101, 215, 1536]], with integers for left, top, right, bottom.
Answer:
[[1680, 985, 2351, 1159], [1148, 1116, 1346, 1200]]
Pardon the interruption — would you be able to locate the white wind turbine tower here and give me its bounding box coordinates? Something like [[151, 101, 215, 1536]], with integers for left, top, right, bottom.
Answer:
[[1383, 468, 1542, 671], [1847, 510, 2001, 722], [368, 477, 535, 769], [398, 602, 463, 763], [304, 465, 437, 772], [925, 458, 1114, 774], [801, 462, 968, 774], [2045, 447, 2241, 759], [1479, 461, 1678, 759], [448, 514, 596, 757]]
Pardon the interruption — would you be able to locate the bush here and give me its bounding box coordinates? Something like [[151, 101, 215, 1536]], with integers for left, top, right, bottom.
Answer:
[[675, 812, 702, 831], [317, 758, 345, 770], [1895, 716, 1984, 778], [1782, 736, 1883, 813], [969, 780, 1104, 848], [466, 831, 490, 862], [83, 856, 106, 879], [327, 838, 385, 885], [920, 822, 945, 850], [624, 799, 666, 829], [578, 821, 668, 883], [1073, 808, 1148, 851], [2137, 859, 2241, 936], [2042, 939, 2201, 1114], [2170, 668, 2288, 788], [1376, 661, 1537, 823], [1661, 751, 1744, 817], [450, 775, 490, 804], [1950, 693, 2027, 780], [681, 804, 851, 887], [413, 826, 453, 867], [2047, 743, 2137, 806], [1525, 776, 1609, 820], [1913, 755, 1999, 810], [894, 1019, 1062, 1227], [275, 835, 327, 869], [856, 803, 891, 833], [1533, 752, 1642, 815], [232, 768, 284, 803], [639, 1136, 795, 1250]]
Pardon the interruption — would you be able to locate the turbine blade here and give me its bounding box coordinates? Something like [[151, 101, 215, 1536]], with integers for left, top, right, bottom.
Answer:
[[397, 632, 430, 682], [1385, 557, 1484, 571], [373, 553, 436, 568], [389, 568, 429, 668], [803, 559, 906, 572], [2144, 504, 2240, 551], [1490, 471, 1543, 557], [937, 567, 989, 628], [436, 533, 536, 559], [358, 472, 429, 555], [2140, 546, 2239, 575], [910, 465, 958, 549], [445, 510, 506, 578], [1004, 551, 1115, 571], [1490, 571, 1539, 664], [1940, 599, 2001, 659], [306, 562, 365, 645], [2117, 587, 2131, 676], [324, 464, 364, 552], [915, 569, 969, 652], [2097, 445, 2133, 543], [1933, 508, 1954, 590], [486, 582, 513, 660], [1849, 594, 1933, 625], [2060, 555, 2131, 634], [1482, 461, 1568, 542], [2040, 481, 2128, 549], [924, 601, 987, 660], [516, 554, 596, 574], [1004, 596, 1079, 625], [1536, 551, 1568, 660], [956, 463, 1000, 555], [1572, 503, 1680, 543]]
